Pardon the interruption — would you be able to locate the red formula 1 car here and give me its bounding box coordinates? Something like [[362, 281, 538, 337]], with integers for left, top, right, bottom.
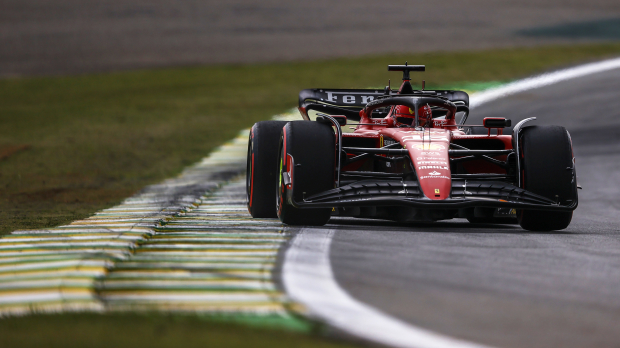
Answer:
[[246, 64, 578, 231]]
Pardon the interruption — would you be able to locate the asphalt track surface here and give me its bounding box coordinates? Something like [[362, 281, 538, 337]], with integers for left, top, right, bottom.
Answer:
[[3, 0, 620, 76], [321, 67, 620, 348]]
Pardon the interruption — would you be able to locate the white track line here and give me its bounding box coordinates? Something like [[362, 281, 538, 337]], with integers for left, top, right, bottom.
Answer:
[[470, 56, 620, 108], [282, 57, 620, 348], [283, 228, 490, 348]]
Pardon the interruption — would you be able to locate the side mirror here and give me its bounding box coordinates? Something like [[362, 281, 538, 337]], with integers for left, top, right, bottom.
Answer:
[[483, 117, 511, 128], [483, 117, 511, 135]]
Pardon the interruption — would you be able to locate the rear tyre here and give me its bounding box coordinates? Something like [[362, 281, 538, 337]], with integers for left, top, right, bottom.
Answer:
[[277, 121, 335, 226], [518, 125, 577, 231], [246, 121, 289, 218]]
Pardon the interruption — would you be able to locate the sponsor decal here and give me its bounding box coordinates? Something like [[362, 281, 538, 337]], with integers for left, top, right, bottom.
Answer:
[[417, 157, 445, 160], [323, 91, 380, 104], [418, 166, 449, 170], [421, 152, 440, 156], [428, 171, 441, 176], [413, 143, 445, 150], [419, 175, 450, 180], [435, 189, 440, 194], [382, 136, 398, 146], [418, 161, 448, 165], [433, 119, 448, 127], [403, 134, 449, 142], [401, 135, 424, 141]]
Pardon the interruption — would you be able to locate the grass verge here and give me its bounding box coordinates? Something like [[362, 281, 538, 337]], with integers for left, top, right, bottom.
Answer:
[[0, 313, 357, 348], [1, 43, 620, 235]]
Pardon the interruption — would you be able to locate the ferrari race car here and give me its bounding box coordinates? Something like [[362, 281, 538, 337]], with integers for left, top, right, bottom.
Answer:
[[246, 64, 578, 231]]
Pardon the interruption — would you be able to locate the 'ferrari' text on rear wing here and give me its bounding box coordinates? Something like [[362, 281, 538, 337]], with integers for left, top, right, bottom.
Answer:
[[298, 88, 470, 121]]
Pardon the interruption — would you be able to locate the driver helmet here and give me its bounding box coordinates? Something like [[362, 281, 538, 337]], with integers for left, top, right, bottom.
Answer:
[[393, 104, 432, 127]]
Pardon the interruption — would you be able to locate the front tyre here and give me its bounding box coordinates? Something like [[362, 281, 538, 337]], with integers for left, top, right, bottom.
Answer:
[[518, 125, 577, 231], [276, 121, 335, 226], [246, 121, 289, 218]]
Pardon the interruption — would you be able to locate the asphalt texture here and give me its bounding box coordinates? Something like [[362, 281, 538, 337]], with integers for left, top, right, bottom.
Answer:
[[3, 0, 620, 76], [325, 68, 620, 348]]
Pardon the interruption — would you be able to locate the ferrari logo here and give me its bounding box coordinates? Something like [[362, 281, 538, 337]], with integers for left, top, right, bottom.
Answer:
[[435, 189, 440, 194]]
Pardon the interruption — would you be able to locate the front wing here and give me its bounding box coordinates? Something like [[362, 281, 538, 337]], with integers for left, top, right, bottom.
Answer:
[[286, 179, 578, 212]]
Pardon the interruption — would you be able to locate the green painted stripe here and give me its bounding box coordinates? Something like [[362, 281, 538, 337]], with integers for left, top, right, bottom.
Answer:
[[11, 227, 153, 234], [0, 260, 111, 272], [0, 255, 114, 264], [133, 251, 278, 256], [128, 255, 275, 262], [98, 281, 276, 291], [103, 272, 271, 280], [145, 239, 286, 244], [101, 293, 285, 302], [112, 264, 274, 271], [154, 226, 284, 231], [0, 235, 143, 242], [0, 243, 135, 250], [0, 250, 131, 257], [0, 281, 95, 290], [137, 244, 280, 250]]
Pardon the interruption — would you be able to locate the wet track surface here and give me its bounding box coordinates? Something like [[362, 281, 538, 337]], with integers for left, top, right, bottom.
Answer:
[[325, 68, 620, 347]]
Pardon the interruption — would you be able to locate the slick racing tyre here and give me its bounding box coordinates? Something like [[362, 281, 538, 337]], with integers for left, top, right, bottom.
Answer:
[[277, 121, 335, 226], [247, 121, 289, 218], [518, 125, 577, 231]]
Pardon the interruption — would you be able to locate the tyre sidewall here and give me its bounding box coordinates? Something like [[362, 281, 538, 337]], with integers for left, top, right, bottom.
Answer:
[[247, 120, 289, 218], [518, 125, 577, 231], [277, 121, 335, 225]]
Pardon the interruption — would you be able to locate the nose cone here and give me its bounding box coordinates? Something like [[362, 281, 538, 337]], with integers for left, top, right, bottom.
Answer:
[[381, 128, 452, 200], [409, 144, 451, 200], [399, 130, 451, 200]]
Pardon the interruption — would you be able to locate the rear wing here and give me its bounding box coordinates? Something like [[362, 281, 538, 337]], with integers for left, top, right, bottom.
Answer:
[[298, 88, 469, 121]]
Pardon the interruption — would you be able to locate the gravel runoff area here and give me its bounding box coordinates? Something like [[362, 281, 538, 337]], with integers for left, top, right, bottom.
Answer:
[[2, 0, 620, 76]]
